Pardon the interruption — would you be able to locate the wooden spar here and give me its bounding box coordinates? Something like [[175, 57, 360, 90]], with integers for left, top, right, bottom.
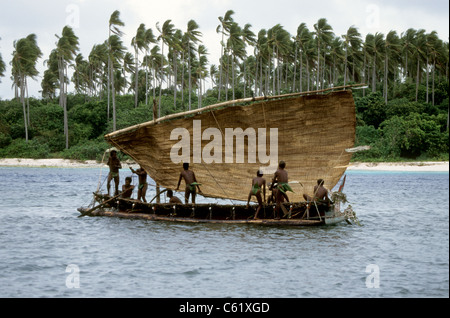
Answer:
[[149, 188, 168, 203], [338, 175, 347, 193], [78, 192, 122, 217], [153, 98, 161, 204], [105, 84, 366, 139], [88, 209, 326, 226]]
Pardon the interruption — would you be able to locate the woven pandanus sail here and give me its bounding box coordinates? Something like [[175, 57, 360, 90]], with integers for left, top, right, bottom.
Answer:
[[105, 89, 356, 202]]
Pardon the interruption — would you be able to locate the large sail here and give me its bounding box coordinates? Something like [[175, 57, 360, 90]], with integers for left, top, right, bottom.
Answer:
[[105, 89, 356, 202]]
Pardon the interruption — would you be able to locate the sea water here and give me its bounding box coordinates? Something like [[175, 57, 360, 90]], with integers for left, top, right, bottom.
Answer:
[[0, 167, 448, 298]]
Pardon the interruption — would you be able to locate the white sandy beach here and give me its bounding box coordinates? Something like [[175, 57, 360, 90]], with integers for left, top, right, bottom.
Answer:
[[0, 158, 133, 169], [347, 161, 449, 172], [0, 158, 448, 172]]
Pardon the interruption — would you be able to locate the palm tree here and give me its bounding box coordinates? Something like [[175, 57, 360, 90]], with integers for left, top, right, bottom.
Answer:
[[342, 26, 362, 86], [55, 26, 79, 148], [108, 10, 125, 125], [365, 32, 385, 93], [108, 34, 126, 131], [185, 19, 202, 110], [400, 28, 417, 79], [428, 36, 445, 106], [209, 64, 218, 90], [11, 34, 42, 142], [132, 23, 147, 107], [170, 29, 182, 109], [424, 31, 439, 104], [217, 10, 235, 100], [196, 44, 208, 108], [0, 37, 5, 82], [267, 24, 291, 95], [227, 22, 245, 100], [122, 51, 134, 95], [42, 49, 59, 100], [146, 45, 163, 107], [88, 43, 108, 98], [143, 28, 156, 105], [412, 29, 427, 101], [254, 29, 268, 96], [329, 36, 344, 86], [156, 19, 175, 117], [313, 18, 334, 90], [240, 23, 256, 97], [73, 53, 90, 97], [294, 24, 313, 92], [383, 30, 400, 103]]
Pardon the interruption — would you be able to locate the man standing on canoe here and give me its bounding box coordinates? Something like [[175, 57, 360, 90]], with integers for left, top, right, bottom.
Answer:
[[107, 149, 122, 196], [246, 170, 266, 219], [270, 161, 293, 219], [176, 163, 203, 204], [130, 165, 148, 202]]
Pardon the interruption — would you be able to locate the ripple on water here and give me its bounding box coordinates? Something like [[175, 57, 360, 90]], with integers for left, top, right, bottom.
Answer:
[[0, 168, 448, 297]]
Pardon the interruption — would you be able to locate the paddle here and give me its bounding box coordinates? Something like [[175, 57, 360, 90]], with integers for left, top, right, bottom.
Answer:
[[79, 193, 122, 217]]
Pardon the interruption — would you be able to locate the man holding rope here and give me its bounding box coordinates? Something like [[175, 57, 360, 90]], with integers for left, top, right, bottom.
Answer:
[[107, 150, 122, 196], [176, 163, 203, 204], [270, 161, 293, 219], [130, 165, 148, 202]]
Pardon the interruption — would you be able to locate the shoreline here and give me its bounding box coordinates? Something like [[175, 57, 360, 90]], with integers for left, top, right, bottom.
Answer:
[[0, 158, 448, 172], [347, 161, 448, 172]]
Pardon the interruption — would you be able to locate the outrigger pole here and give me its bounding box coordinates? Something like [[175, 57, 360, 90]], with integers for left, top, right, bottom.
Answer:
[[106, 84, 367, 139]]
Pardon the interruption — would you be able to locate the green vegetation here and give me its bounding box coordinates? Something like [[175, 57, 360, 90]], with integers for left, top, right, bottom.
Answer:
[[0, 10, 448, 162], [352, 86, 449, 161], [0, 82, 448, 162]]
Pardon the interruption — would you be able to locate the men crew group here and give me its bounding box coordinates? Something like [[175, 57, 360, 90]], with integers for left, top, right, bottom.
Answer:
[[107, 150, 330, 220]]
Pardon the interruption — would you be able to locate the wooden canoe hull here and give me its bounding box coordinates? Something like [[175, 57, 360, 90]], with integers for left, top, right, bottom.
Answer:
[[78, 195, 348, 227]]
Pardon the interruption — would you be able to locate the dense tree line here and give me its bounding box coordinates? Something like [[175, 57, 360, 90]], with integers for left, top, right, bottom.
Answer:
[[0, 10, 448, 161]]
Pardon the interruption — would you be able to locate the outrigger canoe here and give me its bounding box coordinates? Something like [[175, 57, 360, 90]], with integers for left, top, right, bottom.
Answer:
[[78, 85, 362, 227], [77, 193, 350, 227]]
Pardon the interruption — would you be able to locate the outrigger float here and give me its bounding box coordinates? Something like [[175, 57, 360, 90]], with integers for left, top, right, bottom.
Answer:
[[78, 85, 365, 227]]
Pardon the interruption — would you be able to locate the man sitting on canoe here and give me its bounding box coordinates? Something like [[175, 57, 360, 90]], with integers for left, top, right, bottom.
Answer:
[[130, 165, 148, 202], [175, 162, 203, 204], [270, 161, 293, 219], [107, 149, 122, 196], [246, 170, 266, 219], [167, 189, 183, 204], [121, 177, 135, 199], [303, 179, 332, 206]]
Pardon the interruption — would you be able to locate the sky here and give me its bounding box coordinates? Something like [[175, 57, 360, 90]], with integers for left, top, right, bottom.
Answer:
[[0, 0, 448, 100]]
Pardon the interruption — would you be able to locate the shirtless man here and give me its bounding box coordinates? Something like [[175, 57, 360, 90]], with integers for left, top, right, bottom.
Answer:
[[167, 189, 183, 204], [175, 163, 202, 204], [303, 179, 331, 205], [246, 170, 266, 220], [130, 165, 148, 202], [121, 177, 135, 199], [107, 150, 122, 196], [270, 161, 293, 219]]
